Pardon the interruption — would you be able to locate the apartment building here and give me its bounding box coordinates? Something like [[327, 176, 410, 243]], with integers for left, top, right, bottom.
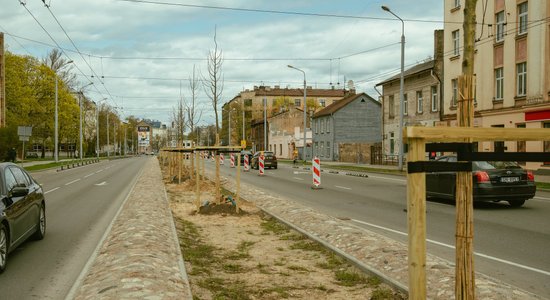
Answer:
[[444, 0, 550, 169]]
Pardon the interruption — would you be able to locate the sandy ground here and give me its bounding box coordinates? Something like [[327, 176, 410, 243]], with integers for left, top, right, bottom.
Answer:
[[162, 166, 404, 300]]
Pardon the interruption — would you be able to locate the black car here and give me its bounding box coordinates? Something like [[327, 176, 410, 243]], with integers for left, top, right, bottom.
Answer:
[[426, 156, 536, 207], [240, 150, 253, 164], [0, 163, 46, 273], [251, 151, 278, 169]]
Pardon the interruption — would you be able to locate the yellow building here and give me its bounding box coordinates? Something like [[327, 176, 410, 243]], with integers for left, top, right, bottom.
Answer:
[[443, 0, 550, 170]]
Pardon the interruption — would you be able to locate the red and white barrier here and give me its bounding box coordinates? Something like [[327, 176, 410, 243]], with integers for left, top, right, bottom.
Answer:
[[244, 154, 250, 172], [258, 154, 265, 176], [230, 153, 235, 168], [211, 152, 215, 162], [220, 153, 225, 165], [312, 156, 321, 188]]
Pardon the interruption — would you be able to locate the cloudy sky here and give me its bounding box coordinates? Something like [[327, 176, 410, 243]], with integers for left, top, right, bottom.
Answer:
[[1, 0, 443, 126]]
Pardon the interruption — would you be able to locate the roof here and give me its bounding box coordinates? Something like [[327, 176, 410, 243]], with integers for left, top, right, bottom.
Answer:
[[249, 86, 349, 98], [375, 59, 435, 87], [312, 93, 379, 118]]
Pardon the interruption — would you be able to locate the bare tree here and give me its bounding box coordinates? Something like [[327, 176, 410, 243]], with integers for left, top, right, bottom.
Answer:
[[203, 27, 224, 138], [171, 97, 186, 146], [43, 48, 77, 88], [186, 64, 202, 143]]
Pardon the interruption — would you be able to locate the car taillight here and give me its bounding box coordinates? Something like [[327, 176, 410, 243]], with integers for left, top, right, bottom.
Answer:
[[527, 170, 535, 182], [474, 171, 490, 183]]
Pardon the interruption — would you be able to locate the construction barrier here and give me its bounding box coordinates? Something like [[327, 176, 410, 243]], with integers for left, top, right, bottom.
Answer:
[[230, 153, 235, 168], [312, 156, 321, 188], [220, 153, 225, 165], [243, 154, 249, 172], [258, 154, 265, 176], [211, 152, 215, 162]]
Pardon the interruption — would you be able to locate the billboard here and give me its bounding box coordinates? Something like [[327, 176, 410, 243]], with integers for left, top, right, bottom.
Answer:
[[137, 125, 150, 147]]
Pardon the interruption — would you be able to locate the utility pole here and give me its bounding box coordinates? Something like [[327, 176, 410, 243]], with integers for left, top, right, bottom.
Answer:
[[0, 32, 5, 128], [456, 0, 477, 299]]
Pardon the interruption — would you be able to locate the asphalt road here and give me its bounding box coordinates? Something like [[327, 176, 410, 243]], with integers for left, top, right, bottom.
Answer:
[[211, 160, 550, 298], [0, 157, 147, 299]]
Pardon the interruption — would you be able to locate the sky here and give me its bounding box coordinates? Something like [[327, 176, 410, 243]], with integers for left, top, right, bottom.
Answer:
[[1, 0, 444, 127]]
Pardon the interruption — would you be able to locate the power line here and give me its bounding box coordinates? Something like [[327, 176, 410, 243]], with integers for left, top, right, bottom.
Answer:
[[118, 0, 452, 24]]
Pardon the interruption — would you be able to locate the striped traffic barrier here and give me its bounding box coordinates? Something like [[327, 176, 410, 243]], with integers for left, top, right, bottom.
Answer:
[[312, 156, 321, 189], [220, 153, 225, 165], [230, 153, 235, 168], [211, 152, 215, 162], [243, 154, 250, 172], [258, 154, 265, 176]]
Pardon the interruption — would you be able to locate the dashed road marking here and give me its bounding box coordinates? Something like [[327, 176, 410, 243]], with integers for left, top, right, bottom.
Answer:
[[293, 177, 304, 181], [335, 185, 352, 190], [84, 173, 95, 178], [65, 179, 81, 186], [96, 170, 103, 173], [44, 187, 60, 194]]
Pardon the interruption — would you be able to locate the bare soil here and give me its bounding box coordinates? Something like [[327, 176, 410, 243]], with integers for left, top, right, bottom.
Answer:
[[163, 168, 405, 300]]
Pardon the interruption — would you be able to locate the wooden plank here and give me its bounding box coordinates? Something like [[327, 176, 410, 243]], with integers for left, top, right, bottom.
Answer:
[[405, 126, 550, 142], [406, 138, 426, 300], [236, 153, 241, 213]]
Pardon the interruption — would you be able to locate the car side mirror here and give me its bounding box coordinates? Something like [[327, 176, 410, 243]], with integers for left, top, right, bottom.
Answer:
[[10, 186, 29, 198]]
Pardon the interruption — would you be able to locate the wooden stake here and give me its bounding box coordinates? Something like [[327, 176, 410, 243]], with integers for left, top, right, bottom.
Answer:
[[236, 153, 241, 213], [406, 137, 427, 300], [195, 151, 200, 210]]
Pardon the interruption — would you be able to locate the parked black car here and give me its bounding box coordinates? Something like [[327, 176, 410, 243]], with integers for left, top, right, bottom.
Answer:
[[426, 156, 536, 207], [0, 162, 46, 273], [251, 151, 278, 169]]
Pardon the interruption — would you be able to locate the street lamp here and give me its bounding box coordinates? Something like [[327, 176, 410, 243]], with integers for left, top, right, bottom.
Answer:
[[78, 82, 94, 162], [287, 65, 307, 161], [54, 60, 73, 162], [382, 5, 405, 171]]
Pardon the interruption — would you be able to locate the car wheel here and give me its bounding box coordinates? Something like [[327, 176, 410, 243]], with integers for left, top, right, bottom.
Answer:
[[32, 203, 46, 240], [0, 223, 8, 273], [274, 165, 278, 169], [508, 199, 525, 207]]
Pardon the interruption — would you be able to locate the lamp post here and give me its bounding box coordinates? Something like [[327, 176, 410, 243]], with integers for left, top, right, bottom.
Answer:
[[54, 60, 73, 162], [287, 65, 307, 161], [78, 82, 93, 162], [263, 97, 267, 151], [382, 5, 405, 171]]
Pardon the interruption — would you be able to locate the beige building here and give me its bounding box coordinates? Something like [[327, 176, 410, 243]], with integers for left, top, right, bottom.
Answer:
[[377, 30, 444, 161], [268, 107, 308, 159], [222, 85, 351, 148], [444, 0, 550, 169]]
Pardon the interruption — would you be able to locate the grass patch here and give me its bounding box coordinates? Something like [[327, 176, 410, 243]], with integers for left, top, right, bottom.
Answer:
[[260, 218, 289, 235], [198, 278, 251, 300], [257, 286, 291, 298], [280, 233, 306, 241], [222, 263, 245, 273], [536, 182, 550, 190], [175, 218, 218, 273], [334, 270, 367, 286], [371, 288, 401, 300], [289, 240, 325, 252], [287, 265, 309, 272], [316, 253, 345, 270], [237, 240, 255, 252], [226, 250, 251, 260]]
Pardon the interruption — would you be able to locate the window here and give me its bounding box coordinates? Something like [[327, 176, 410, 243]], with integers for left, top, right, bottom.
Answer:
[[319, 99, 326, 107], [321, 119, 325, 133], [326, 142, 330, 158], [320, 142, 324, 157], [390, 132, 395, 154], [518, 2, 528, 35], [326, 119, 330, 133], [244, 99, 252, 106], [294, 99, 301, 106], [280, 144, 282, 155], [496, 11, 505, 42], [452, 78, 458, 106], [495, 67, 504, 100], [314, 142, 318, 156], [388, 95, 395, 118], [416, 91, 423, 113], [403, 94, 408, 115], [431, 86, 438, 112], [454, 0, 460, 8], [4, 169, 18, 192], [516, 62, 527, 96], [452, 30, 460, 56]]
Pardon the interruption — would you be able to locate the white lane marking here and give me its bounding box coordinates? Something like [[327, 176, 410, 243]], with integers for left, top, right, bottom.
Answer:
[[335, 185, 352, 190], [293, 171, 310, 175], [351, 219, 550, 277], [293, 177, 304, 181], [84, 173, 95, 178], [96, 169, 103, 173], [95, 181, 107, 186], [65, 179, 81, 186], [366, 175, 406, 183], [533, 196, 550, 202], [44, 187, 60, 194]]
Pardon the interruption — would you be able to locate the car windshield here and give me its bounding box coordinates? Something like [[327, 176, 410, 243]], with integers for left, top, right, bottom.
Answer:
[[474, 161, 521, 170]]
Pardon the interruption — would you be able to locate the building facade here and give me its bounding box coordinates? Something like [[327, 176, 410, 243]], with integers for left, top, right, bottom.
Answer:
[[444, 0, 550, 169], [377, 30, 444, 162], [312, 93, 382, 162], [268, 107, 307, 159]]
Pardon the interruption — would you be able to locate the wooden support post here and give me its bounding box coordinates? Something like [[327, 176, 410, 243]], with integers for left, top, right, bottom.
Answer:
[[456, 74, 476, 300], [195, 151, 200, 210], [201, 151, 205, 181], [406, 137, 427, 300], [190, 149, 194, 180], [236, 153, 241, 213], [178, 152, 182, 184], [215, 150, 221, 203]]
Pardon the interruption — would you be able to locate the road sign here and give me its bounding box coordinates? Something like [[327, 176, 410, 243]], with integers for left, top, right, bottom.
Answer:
[[241, 140, 246, 148], [17, 126, 32, 136], [19, 136, 29, 142]]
